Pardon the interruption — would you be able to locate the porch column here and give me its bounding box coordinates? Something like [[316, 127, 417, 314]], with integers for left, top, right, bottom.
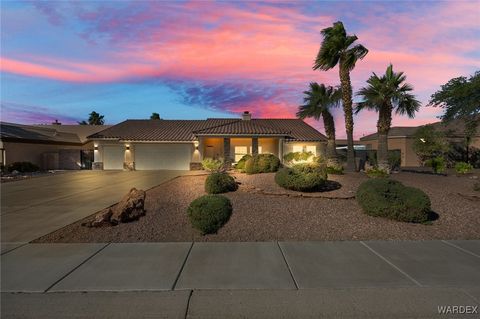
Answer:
[[223, 137, 231, 163], [278, 138, 284, 163], [252, 137, 259, 156]]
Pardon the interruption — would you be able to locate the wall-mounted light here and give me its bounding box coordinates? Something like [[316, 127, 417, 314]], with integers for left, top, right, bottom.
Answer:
[[194, 141, 199, 150], [94, 145, 98, 151], [125, 145, 130, 151]]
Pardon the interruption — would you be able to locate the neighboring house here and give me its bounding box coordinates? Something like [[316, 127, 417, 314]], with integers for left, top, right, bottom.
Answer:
[[88, 112, 327, 170], [360, 120, 480, 167], [0, 122, 110, 170]]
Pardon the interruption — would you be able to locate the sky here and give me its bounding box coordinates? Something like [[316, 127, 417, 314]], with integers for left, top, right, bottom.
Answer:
[[1, 0, 479, 138]]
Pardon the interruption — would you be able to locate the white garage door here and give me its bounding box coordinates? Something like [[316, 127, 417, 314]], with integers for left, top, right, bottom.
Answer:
[[134, 144, 191, 170], [103, 146, 124, 170]]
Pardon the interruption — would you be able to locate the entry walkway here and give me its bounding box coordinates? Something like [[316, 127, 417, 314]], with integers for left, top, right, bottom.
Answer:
[[1, 240, 479, 318]]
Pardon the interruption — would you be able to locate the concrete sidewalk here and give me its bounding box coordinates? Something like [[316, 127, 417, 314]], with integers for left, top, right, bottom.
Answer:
[[1, 240, 479, 318]]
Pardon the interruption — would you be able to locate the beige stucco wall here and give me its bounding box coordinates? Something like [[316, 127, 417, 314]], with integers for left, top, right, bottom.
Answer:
[[202, 137, 224, 159], [363, 138, 421, 167]]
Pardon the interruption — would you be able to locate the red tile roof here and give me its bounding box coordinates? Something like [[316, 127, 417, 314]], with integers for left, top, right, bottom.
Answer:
[[88, 118, 326, 142]]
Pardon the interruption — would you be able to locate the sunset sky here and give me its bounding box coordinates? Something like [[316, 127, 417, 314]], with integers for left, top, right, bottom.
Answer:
[[1, 1, 479, 138]]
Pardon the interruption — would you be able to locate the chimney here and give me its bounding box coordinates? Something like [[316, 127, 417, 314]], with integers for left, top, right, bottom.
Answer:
[[242, 111, 251, 121], [52, 119, 61, 125]]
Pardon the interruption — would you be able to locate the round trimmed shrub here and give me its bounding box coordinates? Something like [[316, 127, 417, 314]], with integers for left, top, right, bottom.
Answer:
[[275, 163, 328, 192], [244, 154, 281, 174], [235, 154, 252, 172], [187, 195, 232, 234], [205, 173, 238, 194], [356, 178, 431, 223]]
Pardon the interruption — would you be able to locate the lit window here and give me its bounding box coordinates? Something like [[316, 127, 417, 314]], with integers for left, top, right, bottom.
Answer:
[[234, 146, 248, 162], [306, 145, 316, 155], [292, 145, 303, 153]]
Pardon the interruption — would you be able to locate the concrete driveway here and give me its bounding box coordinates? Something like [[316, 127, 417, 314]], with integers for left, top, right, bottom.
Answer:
[[1, 170, 190, 244]]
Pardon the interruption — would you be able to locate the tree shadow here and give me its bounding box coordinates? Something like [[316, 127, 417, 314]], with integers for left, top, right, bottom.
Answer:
[[316, 180, 342, 192]]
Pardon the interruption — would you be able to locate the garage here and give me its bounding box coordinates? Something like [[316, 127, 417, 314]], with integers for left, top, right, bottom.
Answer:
[[134, 144, 192, 170], [102, 145, 124, 170]]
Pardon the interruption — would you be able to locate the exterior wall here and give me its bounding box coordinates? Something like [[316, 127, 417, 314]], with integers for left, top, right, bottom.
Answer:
[[471, 137, 480, 149], [1, 141, 86, 170], [202, 137, 224, 159], [258, 138, 278, 155], [362, 138, 420, 167], [202, 137, 281, 162]]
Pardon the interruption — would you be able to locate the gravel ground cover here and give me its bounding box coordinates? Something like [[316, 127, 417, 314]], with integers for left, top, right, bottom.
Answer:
[[34, 172, 480, 243]]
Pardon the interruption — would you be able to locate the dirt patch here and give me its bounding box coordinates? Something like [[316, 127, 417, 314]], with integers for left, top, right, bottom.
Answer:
[[34, 172, 480, 243]]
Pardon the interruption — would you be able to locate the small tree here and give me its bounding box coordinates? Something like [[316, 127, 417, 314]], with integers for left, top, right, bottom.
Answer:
[[78, 111, 105, 125], [150, 112, 161, 120], [412, 125, 449, 164]]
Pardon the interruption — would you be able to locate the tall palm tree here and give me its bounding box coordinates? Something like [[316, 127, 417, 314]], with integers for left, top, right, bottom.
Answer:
[[297, 83, 342, 162], [314, 21, 368, 171], [78, 111, 105, 125], [356, 64, 421, 170]]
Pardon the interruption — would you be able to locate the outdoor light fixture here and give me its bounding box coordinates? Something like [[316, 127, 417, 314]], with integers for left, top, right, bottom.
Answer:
[[94, 145, 98, 151], [420, 138, 426, 143], [194, 141, 199, 150], [125, 145, 130, 151]]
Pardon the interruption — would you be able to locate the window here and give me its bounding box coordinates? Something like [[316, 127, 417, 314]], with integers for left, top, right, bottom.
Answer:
[[234, 146, 248, 162], [292, 145, 303, 153], [306, 145, 317, 155]]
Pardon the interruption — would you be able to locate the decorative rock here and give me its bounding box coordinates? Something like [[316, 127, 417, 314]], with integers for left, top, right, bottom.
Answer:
[[83, 188, 146, 227]]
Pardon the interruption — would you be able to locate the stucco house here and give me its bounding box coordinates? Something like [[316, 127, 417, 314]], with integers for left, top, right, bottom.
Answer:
[[88, 112, 327, 170], [0, 122, 110, 170], [360, 119, 480, 167]]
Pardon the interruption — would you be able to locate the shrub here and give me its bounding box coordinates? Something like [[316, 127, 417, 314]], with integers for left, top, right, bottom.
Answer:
[[234, 154, 252, 172], [205, 173, 238, 194], [7, 162, 40, 173], [201, 158, 224, 172], [326, 163, 344, 175], [283, 151, 314, 164], [356, 178, 431, 223], [244, 154, 281, 174], [454, 162, 473, 174], [187, 195, 232, 234], [275, 162, 327, 192], [365, 167, 389, 178], [425, 156, 446, 174]]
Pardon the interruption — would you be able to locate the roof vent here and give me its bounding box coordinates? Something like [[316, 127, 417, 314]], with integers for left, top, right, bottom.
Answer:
[[242, 111, 251, 121]]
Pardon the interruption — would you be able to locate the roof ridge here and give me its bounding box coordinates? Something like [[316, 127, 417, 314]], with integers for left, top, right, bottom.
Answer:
[[193, 119, 242, 134]]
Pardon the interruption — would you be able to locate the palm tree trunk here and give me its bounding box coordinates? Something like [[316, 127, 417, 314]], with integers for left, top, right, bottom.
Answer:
[[322, 110, 338, 163], [377, 103, 392, 171], [339, 61, 356, 171]]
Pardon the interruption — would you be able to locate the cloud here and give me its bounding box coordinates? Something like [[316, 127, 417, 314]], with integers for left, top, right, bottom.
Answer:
[[1, 101, 79, 124]]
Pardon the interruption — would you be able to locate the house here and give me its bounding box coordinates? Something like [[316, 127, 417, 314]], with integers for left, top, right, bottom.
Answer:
[[88, 112, 327, 170], [360, 120, 480, 167], [0, 122, 110, 170]]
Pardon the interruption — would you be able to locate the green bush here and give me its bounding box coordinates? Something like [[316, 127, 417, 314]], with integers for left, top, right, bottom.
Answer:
[[275, 162, 327, 192], [7, 162, 40, 173], [205, 173, 238, 194], [366, 167, 389, 178], [234, 154, 252, 172], [327, 163, 344, 175], [425, 156, 446, 174], [283, 151, 313, 163], [244, 154, 281, 174], [201, 158, 224, 172], [356, 178, 431, 223], [187, 195, 232, 234], [454, 162, 473, 174]]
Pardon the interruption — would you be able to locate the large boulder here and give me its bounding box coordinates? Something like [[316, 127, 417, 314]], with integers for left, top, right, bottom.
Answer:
[[84, 188, 146, 227]]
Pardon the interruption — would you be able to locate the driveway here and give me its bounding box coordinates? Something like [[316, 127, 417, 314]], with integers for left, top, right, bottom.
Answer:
[[1, 170, 190, 244]]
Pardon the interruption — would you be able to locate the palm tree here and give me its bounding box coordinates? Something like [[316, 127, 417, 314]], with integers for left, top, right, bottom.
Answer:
[[78, 111, 105, 125], [150, 112, 161, 120], [314, 21, 368, 171], [297, 83, 342, 163], [356, 64, 420, 170]]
